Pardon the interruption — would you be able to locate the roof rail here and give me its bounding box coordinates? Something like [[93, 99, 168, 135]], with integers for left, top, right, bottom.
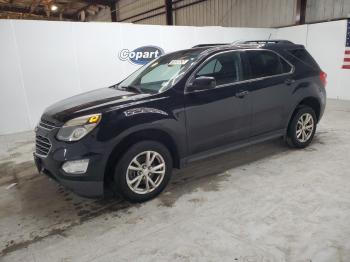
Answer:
[[236, 40, 294, 45], [192, 43, 230, 48]]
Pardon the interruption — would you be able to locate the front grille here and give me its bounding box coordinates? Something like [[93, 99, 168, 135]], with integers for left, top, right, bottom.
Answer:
[[35, 135, 52, 157], [38, 119, 57, 131]]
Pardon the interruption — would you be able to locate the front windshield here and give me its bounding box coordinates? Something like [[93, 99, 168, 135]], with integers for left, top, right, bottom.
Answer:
[[117, 49, 203, 94]]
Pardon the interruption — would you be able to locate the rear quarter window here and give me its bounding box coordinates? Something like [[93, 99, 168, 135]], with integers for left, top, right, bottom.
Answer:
[[246, 50, 292, 79], [287, 49, 319, 70]]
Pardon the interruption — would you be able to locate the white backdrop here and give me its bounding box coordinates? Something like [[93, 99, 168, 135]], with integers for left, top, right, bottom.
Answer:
[[0, 20, 273, 134], [272, 20, 350, 101], [0, 19, 349, 135]]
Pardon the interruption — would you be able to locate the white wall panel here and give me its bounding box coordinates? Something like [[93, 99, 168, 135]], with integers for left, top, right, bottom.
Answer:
[[118, 23, 163, 79], [1, 19, 349, 135], [193, 26, 274, 44], [272, 20, 350, 100], [159, 25, 197, 51], [0, 21, 31, 134], [271, 24, 308, 46], [306, 20, 349, 100], [73, 22, 123, 92], [0, 19, 274, 134], [13, 20, 81, 128]]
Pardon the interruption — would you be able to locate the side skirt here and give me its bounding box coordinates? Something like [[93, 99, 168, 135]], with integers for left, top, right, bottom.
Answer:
[[179, 129, 286, 168]]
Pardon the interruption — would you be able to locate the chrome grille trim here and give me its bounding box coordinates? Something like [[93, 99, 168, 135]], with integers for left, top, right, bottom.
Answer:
[[35, 135, 52, 157], [38, 119, 57, 131]]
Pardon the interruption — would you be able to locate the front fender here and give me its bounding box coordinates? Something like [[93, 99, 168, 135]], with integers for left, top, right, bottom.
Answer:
[[97, 100, 187, 160]]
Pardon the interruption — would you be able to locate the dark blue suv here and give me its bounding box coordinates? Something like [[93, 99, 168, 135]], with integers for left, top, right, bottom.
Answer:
[[34, 40, 327, 202]]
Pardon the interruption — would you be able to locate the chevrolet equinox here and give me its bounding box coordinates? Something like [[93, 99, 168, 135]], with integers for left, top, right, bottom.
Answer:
[[34, 40, 327, 202]]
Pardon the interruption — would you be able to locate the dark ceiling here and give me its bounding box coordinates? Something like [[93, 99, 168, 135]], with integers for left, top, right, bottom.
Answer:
[[0, 0, 117, 21]]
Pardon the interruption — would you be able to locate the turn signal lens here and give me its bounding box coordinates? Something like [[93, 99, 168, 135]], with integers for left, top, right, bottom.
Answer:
[[88, 115, 101, 124]]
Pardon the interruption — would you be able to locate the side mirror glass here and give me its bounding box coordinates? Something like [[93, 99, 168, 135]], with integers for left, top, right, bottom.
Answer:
[[187, 76, 216, 92]]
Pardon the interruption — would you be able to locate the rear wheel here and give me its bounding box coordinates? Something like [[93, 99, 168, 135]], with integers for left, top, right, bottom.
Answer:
[[286, 106, 317, 148], [113, 141, 172, 202]]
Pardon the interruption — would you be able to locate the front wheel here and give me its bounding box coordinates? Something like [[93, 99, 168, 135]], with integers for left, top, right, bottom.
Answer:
[[113, 141, 172, 202], [286, 106, 317, 148]]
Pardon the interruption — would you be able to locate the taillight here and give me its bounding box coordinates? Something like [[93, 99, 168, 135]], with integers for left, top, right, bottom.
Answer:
[[320, 71, 327, 87]]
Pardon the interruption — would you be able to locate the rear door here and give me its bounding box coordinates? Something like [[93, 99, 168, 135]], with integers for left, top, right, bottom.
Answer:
[[184, 50, 252, 155], [243, 50, 294, 136]]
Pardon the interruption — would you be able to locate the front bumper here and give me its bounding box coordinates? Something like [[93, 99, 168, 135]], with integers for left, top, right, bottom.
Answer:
[[34, 154, 104, 197], [33, 124, 110, 198]]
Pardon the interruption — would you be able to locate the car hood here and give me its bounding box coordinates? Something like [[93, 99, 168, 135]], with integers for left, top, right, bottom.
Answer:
[[43, 87, 150, 123]]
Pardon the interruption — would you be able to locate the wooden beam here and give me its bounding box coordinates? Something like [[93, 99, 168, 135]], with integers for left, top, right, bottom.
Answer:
[[296, 0, 307, 25], [109, 1, 116, 22], [165, 0, 172, 25]]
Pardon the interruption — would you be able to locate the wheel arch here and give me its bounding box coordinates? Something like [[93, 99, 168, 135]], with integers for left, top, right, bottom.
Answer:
[[104, 128, 181, 186], [287, 96, 321, 133], [298, 97, 321, 121]]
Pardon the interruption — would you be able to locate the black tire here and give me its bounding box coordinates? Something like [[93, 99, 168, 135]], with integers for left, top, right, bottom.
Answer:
[[113, 140, 172, 202], [286, 106, 317, 148]]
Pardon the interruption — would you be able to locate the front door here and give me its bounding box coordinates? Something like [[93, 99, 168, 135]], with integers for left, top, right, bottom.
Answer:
[[184, 50, 252, 155]]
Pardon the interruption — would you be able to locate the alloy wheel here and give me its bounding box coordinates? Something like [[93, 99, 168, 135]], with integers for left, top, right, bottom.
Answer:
[[296, 113, 314, 143], [126, 151, 166, 194]]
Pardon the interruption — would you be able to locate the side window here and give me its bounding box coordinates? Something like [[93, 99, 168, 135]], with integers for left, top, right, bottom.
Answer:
[[288, 49, 319, 69], [195, 52, 242, 86], [246, 50, 291, 79], [197, 59, 222, 76]]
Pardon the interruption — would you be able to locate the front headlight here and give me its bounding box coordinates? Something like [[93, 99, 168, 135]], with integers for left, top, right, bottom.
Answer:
[[57, 114, 101, 142]]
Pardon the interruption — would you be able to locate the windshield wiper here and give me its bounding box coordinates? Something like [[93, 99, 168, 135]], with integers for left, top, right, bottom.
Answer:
[[118, 85, 143, 94]]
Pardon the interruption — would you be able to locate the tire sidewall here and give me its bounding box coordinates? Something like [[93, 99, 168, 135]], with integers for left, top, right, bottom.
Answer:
[[114, 141, 173, 202], [288, 106, 317, 148]]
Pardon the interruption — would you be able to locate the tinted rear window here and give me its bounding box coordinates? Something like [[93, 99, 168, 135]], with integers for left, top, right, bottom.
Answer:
[[287, 49, 319, 69], [246, 50, 292, 79]]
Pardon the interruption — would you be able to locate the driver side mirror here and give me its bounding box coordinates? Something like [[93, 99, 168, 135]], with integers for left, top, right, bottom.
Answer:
[[187, 76, 216, 93]]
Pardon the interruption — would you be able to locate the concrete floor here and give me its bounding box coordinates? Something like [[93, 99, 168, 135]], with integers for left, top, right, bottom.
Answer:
[[0, 99, 350, 262]]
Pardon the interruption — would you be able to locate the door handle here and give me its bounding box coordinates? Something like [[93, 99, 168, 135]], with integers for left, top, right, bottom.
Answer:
[[285, 78, 296, 85], [236, 90, 249, 98]]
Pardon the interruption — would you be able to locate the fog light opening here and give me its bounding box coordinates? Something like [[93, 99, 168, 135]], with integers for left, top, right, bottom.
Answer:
[[62, 159, 89, 174]]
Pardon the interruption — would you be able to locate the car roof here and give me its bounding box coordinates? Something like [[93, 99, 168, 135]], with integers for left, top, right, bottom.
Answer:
[[161, 40, 305, 63], [188, 40, 305, 57]]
